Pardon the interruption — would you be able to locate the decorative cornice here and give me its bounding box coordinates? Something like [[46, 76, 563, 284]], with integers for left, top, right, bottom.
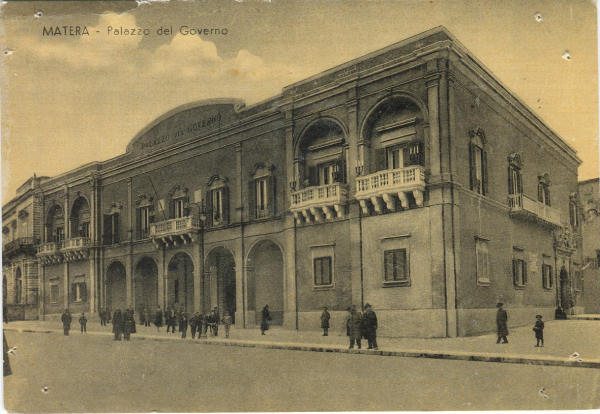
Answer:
[[507, 152, 522, 169]]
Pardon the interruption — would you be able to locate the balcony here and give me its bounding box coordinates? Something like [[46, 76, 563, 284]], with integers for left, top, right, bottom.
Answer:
[[3, 237, 39, 260], [37, 241, 63, 265], [355, 165, 426, 214], [150, 216, 201, 248], [508, 194, 562, 227], [290, 183, 348, 224], [61, 237, 91, 262]]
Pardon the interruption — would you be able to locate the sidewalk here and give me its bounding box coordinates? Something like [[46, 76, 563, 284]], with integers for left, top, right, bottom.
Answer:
[[4, 319, 600, 368]]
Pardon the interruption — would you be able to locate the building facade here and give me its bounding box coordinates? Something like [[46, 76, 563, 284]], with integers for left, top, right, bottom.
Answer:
[[2, 27, 586, 336], [579, 178, 600, 314]]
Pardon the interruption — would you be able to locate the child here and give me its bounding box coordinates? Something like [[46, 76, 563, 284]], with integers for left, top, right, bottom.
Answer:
[[533, 314, 544, 347], [222, 311, 232, 338], [79, 313, 87, 334]]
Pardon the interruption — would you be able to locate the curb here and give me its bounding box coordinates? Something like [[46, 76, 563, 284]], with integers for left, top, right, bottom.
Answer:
[[5, 327, 599, 369]]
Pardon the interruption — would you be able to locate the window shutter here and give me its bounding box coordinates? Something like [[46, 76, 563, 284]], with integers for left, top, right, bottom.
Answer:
[[205, 190, 213, 227], [546, 188, 551, 206], [114, 214, 119, 243], [512, 259, 518, 285], [538, 183, 543, 203], [469, 144, 475, 191], [398, 249, 407, 280], [103, 214, 112, 245], [168, 199, 174, 219], [508, 166, 514, 195], [376, 148, 387, 171], [517, 171, 522, 194], [482, 150, 488, 195], [222, 187, 230, 224], [337, 155, 347, 183], [307, 166, 317, 186], [248, 179, 256, 220], [81, 283, 87, 302], [268, 175, 276, 216]]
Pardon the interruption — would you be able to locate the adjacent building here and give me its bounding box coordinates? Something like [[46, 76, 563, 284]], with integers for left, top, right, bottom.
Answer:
[[579, 178, 600, 314], [1, 27, 586, 336]]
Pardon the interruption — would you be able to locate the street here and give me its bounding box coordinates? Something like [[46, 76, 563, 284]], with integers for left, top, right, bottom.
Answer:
[[3, 330, 599, 412]]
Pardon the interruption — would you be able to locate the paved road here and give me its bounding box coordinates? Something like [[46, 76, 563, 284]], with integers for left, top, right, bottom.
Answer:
[[3, 331, 599, 412]]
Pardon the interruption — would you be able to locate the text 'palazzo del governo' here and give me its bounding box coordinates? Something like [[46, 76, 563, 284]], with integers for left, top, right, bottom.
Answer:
[[2, 27, 586, 337]]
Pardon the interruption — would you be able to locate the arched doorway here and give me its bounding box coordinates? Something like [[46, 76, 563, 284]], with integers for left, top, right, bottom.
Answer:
[[560, 266, 571, 310], [247, 240, 284, 326], [106, 261, 127, 312], [167, 253, 194, 314], [70, 197, 91, 238], [134, 257, 158, 317], [14, 267, 22, 304], [205, 247, 236, 322]]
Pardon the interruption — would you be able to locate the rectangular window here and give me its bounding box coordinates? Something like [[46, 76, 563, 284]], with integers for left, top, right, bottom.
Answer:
[[386, 146, 402, 170], [79, 221, 90, 238], [255, 178, 268, 218], [538, 183, 551, 206], [512, 258, 527, 287], [50, 284, 59, 303], [473, 146, 483, 194], [173, 199, 185, 219], [542, 264, 553, 289], [71, 281, 87, 303], [384, 249, 409, 283], [313, 257, 332, 286], [139, 207, 150, 239], [569, 202, 579, 227], [318, 163, 336, 186], [55, 227, 64, 244], [476, 239, 490, 285], [508, 166, 522, 195], [212, 189, 223, 223]]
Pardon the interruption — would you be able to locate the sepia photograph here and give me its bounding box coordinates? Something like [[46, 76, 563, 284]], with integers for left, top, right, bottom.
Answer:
[[1, 0, 599, 412]]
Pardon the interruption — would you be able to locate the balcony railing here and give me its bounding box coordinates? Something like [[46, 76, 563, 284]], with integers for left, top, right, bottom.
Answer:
[[37, 241, 61, 255], [290, 183, 348, 223], [37, 241, 63, 265], [61, 237, 91, 262], [3, 237, 39, 259], [508, 194, 562, 227], [355, 165, 426, 214], [62, 237, 90, 250], [150, 216, 201, 248]]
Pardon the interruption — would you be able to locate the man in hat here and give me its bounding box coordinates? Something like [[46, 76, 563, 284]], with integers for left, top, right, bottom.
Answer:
[[496, 302, 509, 344], [363, 303, 378, 349], [61, 309, 72, 336], [320, 306, 331, 336], [346, 305, 362, 349]]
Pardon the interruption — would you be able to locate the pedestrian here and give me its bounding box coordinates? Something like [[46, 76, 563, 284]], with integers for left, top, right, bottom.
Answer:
[[179, 312, 188, 339], [154, 306, 163, 331], [99, 309, 105, 326], [533, 314, 544, 347], [167, 307, 177, 334], [320, 306, 330, 336], [144, 307, 152, 327], [222, 311, 232, 338], [79, 313, 87, 334], [106, 307, 111, 324], [260, 304, 272, 335], [210, 307, 220, 336], [346, 305, 362, 349], [190, 312, 200, 339], [139, 307, 146, 327], [61, 309, 72, 336], [112, 309, 123, 341], [201, 313, 209, 337], [362, 303, 378, 349], [123, 309, 136, 341], [496, 302, 509, 344]]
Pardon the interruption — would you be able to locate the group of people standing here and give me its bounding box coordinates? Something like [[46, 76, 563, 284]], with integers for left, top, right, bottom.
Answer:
[[319, 303, 379, 350], [60, 309, 88, 335], [149, 306, 232, 338]]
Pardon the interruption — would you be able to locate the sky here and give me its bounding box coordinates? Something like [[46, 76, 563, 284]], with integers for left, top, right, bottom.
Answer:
[[0, 0, 598, 204]]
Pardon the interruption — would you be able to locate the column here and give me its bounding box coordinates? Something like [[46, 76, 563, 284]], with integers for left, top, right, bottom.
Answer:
[[39, 263, 45, 320], [158, 246, 165, 310], [193, 240, 203, 312]]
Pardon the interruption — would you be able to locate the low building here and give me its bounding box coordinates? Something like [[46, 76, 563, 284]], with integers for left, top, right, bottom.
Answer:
[[579, 178, 600, 314], [2, 27, 586, 336]]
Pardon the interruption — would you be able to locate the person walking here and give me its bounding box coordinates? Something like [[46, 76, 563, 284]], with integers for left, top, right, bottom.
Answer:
[[189, 312, 200, 339], [79, 313, 87, 334], [320, 306, 330, 336], [179, 312, 188, 339], [346, 306, 362, 349], [112, 309, 123, 341], [201, 313, 209, 338], [123, 309, 136, 341], [260, 305, 272, 335], [61, 309, 72, 336], [154, 306, 163, 331], [533, 314, 545, 347], [168, 307, 178, 334], [209, 307, 220, 336], [496, 302, 509, 344], [222, 311, 232, 338], [362, 303, 378, 349]]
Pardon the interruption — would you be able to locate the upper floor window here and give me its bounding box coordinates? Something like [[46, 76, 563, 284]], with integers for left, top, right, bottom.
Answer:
[[139, 206, 151, 238], [249, 163, 276, 220], [384, 248, 409, 284], [475, 238, 490, 286], [55, 226, 65, 244], [70, 196, 90, 239], [71, 280, 87, 303], [542, 263, 553, 290], [206, 175, 229, 227], [103, 203, 120, 245], [173, 198, 185, 218], [512, 249, 527, 287], [168, 185, 189, 219], [135, 194, 154, 240], [569, 194, 579, 228], [537, 174, 551, 206], [382, 142, 424, 171], [507, 153, 522, 196], [313, 256, 332, 286], [469, 128, 488, 195], [46, 204, 64, 244]]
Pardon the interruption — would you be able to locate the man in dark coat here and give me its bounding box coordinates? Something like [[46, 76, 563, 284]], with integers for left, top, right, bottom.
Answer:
[[260, 305, 271, 335], [363, 303, 378, 349], [144, 307, 152, 327], [61, 309, 72, 336], [179, 311, 188, 339], [496, 302, 509, 344], [346, 306, 362, 349], [320, 306, 330, 336], [209, 307, 220, 336], [201, 313, 209, 338], [112, 309, 123, 340], [154, 306, 163, 331], [189, 312, 200, 339], [123, 309, 135, 341]]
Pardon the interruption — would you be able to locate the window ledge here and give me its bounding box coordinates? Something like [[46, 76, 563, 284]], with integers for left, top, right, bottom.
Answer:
[[382, 280, 410, 288], [513, 284, 526, 290], [313, 284, 335, 291], [477, 280, 491, 287]]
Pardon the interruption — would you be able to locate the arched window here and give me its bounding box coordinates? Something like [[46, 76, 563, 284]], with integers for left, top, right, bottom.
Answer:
[[71, 196, 90, 238], [46, 204, 65, 244], [469, 128, 488, 195], [537, 174, 551, 206]]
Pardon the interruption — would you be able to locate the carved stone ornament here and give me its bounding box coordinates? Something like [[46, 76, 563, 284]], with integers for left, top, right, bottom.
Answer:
[[507, 152, 522, 169], [468, 127, 486, 144], [135, 193, 154, 207], [553, 227, 576, 250], [207, 175, 228, 188], [251, 162, 275, 178], [168, 184, 188, 200], [538, 173, 551, 186]]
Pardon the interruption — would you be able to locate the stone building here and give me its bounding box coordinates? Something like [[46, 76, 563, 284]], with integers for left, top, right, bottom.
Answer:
[[579, 178, 600, 314], [2, 27, 586, 335]]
